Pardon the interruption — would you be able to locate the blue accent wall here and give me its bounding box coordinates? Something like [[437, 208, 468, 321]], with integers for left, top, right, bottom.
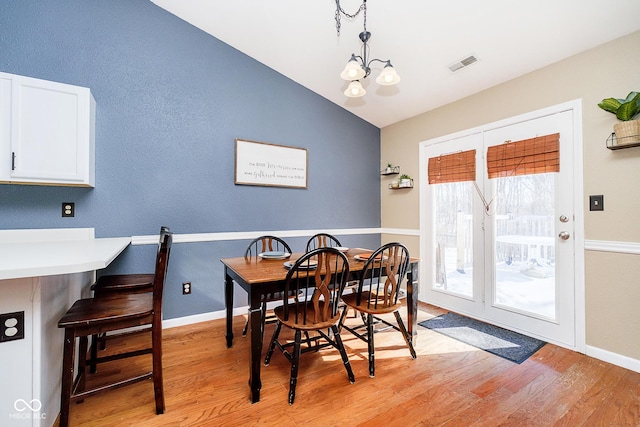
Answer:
[[0, 0, 381, 319]]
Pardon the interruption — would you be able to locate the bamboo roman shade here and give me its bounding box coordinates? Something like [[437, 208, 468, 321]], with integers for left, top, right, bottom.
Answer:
[[428, 149, 476, 184], [487, 133, 560, 179]]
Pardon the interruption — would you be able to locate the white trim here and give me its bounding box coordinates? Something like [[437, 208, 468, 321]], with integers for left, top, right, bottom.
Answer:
[[162, 308, 237, 329], [132, 227, 382, 245], [162, 306, 640, 372], [585, 239, 640, 255], [160, 307, 640, 374], [572, 100, 587, 354], [381, 228, 421, 236], [130, 229, 640, 257], [586, 345, 640, 373]]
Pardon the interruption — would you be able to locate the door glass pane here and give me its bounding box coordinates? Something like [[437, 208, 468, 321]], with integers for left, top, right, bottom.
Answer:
[[494, 173, 556, 319], [434, 182, 474, 298]]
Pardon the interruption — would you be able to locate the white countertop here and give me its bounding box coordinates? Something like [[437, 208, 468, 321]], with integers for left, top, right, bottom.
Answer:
[[0, 237, 131, 280]]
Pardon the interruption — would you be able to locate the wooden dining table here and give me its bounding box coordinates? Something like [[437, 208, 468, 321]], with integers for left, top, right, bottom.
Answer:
[[221, 247, 419, 403]]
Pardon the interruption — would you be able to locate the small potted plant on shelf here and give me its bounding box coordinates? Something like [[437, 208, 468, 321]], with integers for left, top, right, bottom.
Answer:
[[382, 163, 400, 175], [398, 174, 412, 188], [598, 91, 640, 145]]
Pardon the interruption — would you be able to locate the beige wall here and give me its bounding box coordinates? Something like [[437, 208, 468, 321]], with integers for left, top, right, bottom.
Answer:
[[381, 31, 640, 360]]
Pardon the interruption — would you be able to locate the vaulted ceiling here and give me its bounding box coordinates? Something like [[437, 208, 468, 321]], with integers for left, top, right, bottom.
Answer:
[[151, 0, 640, 128]]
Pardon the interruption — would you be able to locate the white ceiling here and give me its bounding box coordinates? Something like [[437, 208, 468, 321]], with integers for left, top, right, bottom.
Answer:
[[151, 0, 640, 128]]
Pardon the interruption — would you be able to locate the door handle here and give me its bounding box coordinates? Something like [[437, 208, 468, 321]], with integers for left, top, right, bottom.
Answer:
[[558, 231, 570, 240]]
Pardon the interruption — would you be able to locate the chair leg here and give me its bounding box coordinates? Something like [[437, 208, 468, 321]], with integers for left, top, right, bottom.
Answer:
[[60, 328, 75, 427], [304, 331, 315, 350], [76, 335, 89, 403], [288, 329, 302, 405], [242, 311, 250, 336], [89, 334, 98, 373], [394, 311, 417, 359], [360, 311, 368, 326], [331, 325, 355, 384], [366, 313, 375, 378], [151, 322, 165, 414], [264, 322, 282, 366], [338, 306, 347, 331]]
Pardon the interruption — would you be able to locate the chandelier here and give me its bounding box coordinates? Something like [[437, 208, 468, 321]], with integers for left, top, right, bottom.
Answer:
[[335, 0, 400, 98]]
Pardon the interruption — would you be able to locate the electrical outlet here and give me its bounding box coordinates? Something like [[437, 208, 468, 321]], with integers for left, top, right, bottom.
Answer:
[[182, 282, 192, 295], [0, 311, 24, 342], [62, 202, 75, 217]]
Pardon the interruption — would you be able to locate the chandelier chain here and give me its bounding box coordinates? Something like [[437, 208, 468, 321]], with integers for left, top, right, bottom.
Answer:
[[335, 0, 367, 36]]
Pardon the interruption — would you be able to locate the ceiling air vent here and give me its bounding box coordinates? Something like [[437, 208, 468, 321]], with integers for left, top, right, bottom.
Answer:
[[448, 55, 478, 72]]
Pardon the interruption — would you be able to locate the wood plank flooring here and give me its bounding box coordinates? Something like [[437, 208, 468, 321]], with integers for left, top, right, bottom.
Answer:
[[66, 304, 640, 426]]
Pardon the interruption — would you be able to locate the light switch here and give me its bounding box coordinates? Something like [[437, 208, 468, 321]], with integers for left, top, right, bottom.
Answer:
[[589, 195, 604, 211]]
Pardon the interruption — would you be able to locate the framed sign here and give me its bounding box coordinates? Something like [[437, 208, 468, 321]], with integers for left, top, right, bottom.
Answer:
[[235, 139, 308, 188]]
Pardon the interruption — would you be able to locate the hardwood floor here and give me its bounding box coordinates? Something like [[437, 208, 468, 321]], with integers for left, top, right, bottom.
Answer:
[[67, 304, 640, 426]]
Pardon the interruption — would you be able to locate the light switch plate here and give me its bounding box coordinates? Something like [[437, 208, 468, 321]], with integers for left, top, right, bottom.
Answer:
[[589, 195, 604, 211]]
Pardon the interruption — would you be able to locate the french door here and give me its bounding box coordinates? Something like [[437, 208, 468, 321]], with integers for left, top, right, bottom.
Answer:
[[419, 102, 583, 349]]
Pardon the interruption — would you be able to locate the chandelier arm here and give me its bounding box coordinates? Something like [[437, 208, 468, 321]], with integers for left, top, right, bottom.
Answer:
[[365, 58, 391, 68], [352, 54, 365, 64]]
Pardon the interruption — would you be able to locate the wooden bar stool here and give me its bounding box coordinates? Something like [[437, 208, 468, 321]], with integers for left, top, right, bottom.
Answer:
[[89, 226, 169, 369], [91, 226, 170, 296], [57, 231, 172, 427]]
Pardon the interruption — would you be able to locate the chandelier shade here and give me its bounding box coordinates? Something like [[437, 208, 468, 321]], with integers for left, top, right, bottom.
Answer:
[[344, 80, 366, 98], [340, 55, 367, 81], [375, 62, 401, 86]]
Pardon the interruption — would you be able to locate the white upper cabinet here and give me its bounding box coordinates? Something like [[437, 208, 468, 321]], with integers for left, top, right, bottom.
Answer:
[[0, 72, 95, 187]]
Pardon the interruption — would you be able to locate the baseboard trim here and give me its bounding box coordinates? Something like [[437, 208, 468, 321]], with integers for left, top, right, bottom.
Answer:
[[162, 307, 243, 329], [586, 345, 640, 373], [163, 309, 640, 374]]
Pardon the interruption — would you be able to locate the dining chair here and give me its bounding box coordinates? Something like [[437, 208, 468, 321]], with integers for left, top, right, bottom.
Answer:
[[242, 235, 293, 337], [306, 232, 360, 317], [264, 247, 355, 404], [305, 232, 342, 252], [89, 226, 169, 370], [339, 242, 416, 378], [57, 231, 172, 427]]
